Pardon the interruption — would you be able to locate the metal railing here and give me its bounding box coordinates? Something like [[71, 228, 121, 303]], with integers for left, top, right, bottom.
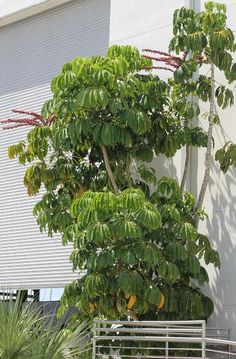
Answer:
[[92, 320, 236, 359]]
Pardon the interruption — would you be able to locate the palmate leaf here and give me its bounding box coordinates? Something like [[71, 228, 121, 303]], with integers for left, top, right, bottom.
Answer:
[[215, 142, 236, 173], [179, 290, 204, 319], [111, 218, 142, 238], [70, 191, 96, 218], [137, 165, 157, 186], [135, 203, 161, 230], [159, 261, 180, 284], [196, 266, 209, 285], [62, 224, 79, 245], [163, 289, 178, 313], [174, 222, 197, 241], [144, 243, 161, 267], [202, 294, 214, 318], [96, 251, 115, 269], [87, 222, 112, 245], [118, 188, 145, 211], [188, 127, 207, 147], [97, 124, 133, 147], [77, 207, 98, 228], [24, 164, 42, 196], [84, 273, 108, 297], [215, 85, 234, 109], [70, 198, 90, 218], [213, 50, 232, 72], [101, 123, 117, 146], [71, 116, 93, 138], [133, 144, 154, 162], [121, 109, 151, 135], [118, 270, 143, 294], [93, 192, 117, 211], [189, 31, 207, 52], [116, 247, 137, 265], [41, 98, 55, 117], [8, 141, 25, 160], [53, 212, 71, 229], [156, 177, 181, 201], [204, 247, 220, 267], [196, 76, 211, 102], [160, 204, 180, 222], [77, 88, 109, 109], [184, 255, 201, 274], [165, 242, 188, 261], [93, 69, 115, 89], [53, 71, 77, 91], [106, 44, 144, 69], [228, 63, 236, 82], [111, 57, 129, 77], [210, 28, 234, 51], [116, 126, 133, 147], [145, 285, 162, 306]]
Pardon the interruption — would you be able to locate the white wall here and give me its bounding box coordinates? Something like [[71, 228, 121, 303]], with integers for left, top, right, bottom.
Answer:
[[110, 0, 236, 338], [109, 0, 185, 182], [196, 0, 236, 338]]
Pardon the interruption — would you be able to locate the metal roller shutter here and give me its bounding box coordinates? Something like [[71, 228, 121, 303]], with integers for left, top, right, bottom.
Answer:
[[0, 0, 110, 288]]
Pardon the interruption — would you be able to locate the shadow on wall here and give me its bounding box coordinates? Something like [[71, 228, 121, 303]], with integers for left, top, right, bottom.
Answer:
[[151, 154, 178, 181], [203, 157, 236, 337]]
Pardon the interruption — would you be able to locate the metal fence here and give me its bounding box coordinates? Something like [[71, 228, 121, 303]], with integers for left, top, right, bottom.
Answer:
[[92, 320, 236, 359]]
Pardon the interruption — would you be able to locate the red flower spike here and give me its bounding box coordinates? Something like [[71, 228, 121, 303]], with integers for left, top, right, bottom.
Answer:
[[142, 48, 191, 73], [0, 109, 56, 130]]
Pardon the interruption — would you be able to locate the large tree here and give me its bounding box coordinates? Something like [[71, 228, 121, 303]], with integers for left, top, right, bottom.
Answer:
[[3, 1, 236, 321]]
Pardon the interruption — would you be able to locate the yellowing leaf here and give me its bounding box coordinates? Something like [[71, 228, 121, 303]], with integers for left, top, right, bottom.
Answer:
[[127, 295, 136, 309], [157, 293, 165, 309]]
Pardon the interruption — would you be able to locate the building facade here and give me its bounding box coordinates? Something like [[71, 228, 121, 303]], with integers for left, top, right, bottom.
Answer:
[[0, 0, 236, 336]]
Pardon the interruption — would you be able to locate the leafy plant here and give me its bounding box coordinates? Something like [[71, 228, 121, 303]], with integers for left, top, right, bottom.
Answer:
[[59, 179, 219, 321], [0, 293, 90, 359], [144, 1, 236, 226], [1, 5, 228, 322]]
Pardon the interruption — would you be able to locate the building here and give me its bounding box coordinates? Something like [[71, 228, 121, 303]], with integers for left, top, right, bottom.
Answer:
[[0, 0, 236, 336]]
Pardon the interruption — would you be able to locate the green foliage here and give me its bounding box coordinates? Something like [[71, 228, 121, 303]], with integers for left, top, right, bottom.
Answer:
[[215, 141, 236, 173], [169, 1, 236, 175], [8, 44, 208, 201], [59, 178, 219, 321], [0, 293, 90, 359], [5, 40, 222, 323]]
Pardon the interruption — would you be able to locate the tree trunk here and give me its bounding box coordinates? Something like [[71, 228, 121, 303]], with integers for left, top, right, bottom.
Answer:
[[196, 63, 215, 227], [101, 145, 120, 195], [180, 144, 190, 191], [116, 297, 138, 321]]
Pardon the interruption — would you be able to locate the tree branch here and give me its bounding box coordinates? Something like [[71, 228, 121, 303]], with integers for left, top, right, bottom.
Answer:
[[181, 144, 190, 192], [116, 297, 138, 321], [196, 63, 215, 227], [101, 145, 120, 195], [122, 155, 132, 188]]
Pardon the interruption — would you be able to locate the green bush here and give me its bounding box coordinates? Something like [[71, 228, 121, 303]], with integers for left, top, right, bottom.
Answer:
[[0, 293, 90, 359]]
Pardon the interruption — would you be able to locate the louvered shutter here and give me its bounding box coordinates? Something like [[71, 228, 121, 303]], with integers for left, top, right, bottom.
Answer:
[[0, 0, 110, 288]]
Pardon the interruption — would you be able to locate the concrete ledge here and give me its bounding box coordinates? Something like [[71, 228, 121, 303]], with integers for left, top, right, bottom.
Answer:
[[0, 0, 73, 27]]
